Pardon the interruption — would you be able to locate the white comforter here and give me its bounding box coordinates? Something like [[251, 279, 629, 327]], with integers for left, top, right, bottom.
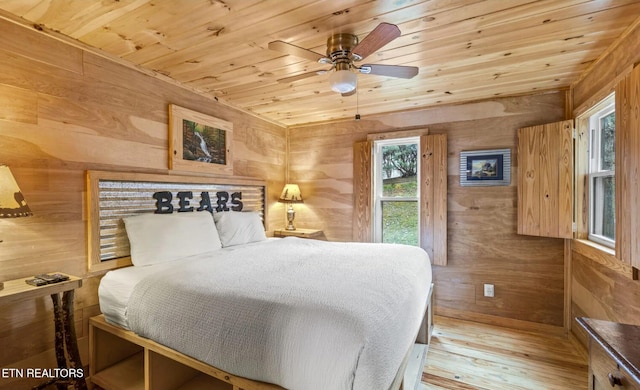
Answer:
[[125, 237, 431, 390]]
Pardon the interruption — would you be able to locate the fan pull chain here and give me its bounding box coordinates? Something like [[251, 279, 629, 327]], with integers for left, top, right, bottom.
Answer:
[[355, 81, 361, 121]]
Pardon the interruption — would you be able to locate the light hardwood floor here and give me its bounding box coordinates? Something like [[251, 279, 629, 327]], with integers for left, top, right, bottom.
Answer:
[[421, 316, 589, 390]]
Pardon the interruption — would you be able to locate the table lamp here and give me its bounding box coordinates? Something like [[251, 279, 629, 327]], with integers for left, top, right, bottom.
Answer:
[[278, 184, 303, 231], [0, 164, 33, 290]]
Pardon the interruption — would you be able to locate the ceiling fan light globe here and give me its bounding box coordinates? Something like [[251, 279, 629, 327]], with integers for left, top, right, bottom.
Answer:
[[329, 69, 357, 93]]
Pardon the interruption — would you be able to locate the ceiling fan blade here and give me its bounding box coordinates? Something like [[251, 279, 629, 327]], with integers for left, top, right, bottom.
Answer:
[[276, 69, 328, 83], [352, 22, 401, 60], [360, 64, 418, 79], [268, 40, 327, 63]]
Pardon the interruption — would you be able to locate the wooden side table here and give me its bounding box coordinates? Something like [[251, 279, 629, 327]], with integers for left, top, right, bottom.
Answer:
[[274, 228, 325, 239], [0, 273, 87, 390]]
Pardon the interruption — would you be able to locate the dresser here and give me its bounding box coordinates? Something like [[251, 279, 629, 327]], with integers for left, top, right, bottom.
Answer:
[[577, 317, 640, 389]]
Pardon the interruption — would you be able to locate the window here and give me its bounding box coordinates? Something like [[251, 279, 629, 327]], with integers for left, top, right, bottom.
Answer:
[[353, 133, 446, 264], [373, 137, 419, 245], [588, 94, 615, 248]]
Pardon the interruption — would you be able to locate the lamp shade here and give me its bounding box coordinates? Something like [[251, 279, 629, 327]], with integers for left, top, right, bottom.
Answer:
[[328, 69, 357, 94], [0, 164, 32, 218], [278, 184, 303, 203]]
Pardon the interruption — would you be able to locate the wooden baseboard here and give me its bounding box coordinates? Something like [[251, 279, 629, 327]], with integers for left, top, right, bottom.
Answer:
[[434, 306, 567, 337]]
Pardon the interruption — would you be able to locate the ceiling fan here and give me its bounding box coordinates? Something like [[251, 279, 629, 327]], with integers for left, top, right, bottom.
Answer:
[[268, 23, 418, 96]]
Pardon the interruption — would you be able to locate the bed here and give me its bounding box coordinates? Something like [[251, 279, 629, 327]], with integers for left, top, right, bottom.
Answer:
[[87, 171, 433, 390]]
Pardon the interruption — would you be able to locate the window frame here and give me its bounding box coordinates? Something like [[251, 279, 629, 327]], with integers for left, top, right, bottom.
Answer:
[[372, 137, 420, 244], [586, 94, 616, 248]]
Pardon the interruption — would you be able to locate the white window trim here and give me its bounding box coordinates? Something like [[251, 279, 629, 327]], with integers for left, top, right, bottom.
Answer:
[[372, 137, 420, 243], [589, 173, 615, 248], [587, 93, 615, 248]]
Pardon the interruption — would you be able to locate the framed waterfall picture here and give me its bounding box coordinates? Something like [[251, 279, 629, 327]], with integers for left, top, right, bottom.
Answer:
[[169, 104, 233, 175], [459, 148, 511, 186]]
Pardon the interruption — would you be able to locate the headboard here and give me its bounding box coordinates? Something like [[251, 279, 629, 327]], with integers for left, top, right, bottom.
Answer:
[[86, 170, 266, 273]]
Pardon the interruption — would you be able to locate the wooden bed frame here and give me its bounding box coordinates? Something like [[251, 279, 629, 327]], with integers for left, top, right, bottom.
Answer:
[[85, 171, 434, 390], [89, 314, 284, 390]]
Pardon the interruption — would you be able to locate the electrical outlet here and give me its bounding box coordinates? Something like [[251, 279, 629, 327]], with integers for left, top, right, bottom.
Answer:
[[483, 283, 495, 297]]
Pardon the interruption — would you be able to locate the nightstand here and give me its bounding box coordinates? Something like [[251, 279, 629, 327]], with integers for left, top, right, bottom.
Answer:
[[0, 273, 86, 390], [274, 228, 325, 240]]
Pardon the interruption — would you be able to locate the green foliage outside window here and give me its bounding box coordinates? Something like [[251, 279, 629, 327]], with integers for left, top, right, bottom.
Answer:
[[382, 144, 418, 178], [381, 176, 418, 246], [379, 142, 419, 246], [600, 111, 615, 240]]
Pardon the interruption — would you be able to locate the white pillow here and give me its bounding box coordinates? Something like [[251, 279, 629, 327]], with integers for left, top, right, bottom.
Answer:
[[123, 211, 222, 266], [213, 211, 267, 247]]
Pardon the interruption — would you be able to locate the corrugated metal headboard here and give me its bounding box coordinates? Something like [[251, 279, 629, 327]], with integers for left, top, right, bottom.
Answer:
[[86, 171, 266, 272]]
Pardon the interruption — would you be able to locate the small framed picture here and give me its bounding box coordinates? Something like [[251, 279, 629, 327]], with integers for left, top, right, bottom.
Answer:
[[169, 104, 233, 175], [460, 148, 511, 186]]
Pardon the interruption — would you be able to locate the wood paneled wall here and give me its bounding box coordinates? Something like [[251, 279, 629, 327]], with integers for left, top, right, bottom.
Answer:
[[0, 18, 285, 389], [570, 16, 640, 346], [289, 92, 567, 328]]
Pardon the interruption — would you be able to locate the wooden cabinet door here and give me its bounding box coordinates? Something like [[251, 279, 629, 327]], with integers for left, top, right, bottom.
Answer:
[[517, 120, 573, 238], [616, 64, 640, 271]]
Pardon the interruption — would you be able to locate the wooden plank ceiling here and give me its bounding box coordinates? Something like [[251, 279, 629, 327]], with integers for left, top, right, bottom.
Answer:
[[0, 0, 638, 127]]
